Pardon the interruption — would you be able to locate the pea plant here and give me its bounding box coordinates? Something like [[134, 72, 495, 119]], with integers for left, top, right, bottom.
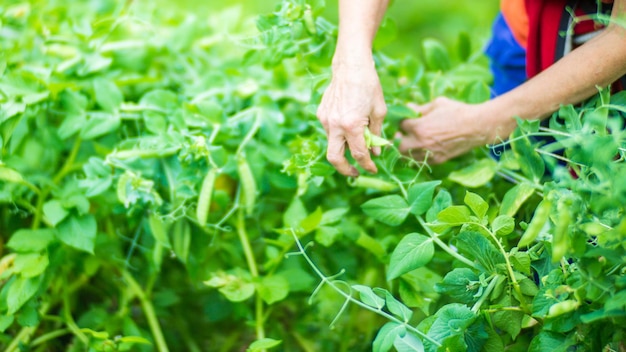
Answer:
[[0, 0, 624, 351]]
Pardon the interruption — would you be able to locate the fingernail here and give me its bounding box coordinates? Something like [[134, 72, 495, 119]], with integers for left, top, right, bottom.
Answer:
[[372, 146, 381, 156]]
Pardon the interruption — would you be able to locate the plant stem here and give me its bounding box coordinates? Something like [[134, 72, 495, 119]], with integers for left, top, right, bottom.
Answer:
[[290, 230, 442, 348], [5, 302, 50, 352], [63, 289, 89, 345], [473, 222, 530, 312], [30, 329, 71, 347], [122, 271, 170, 352], [236, 209, 265, 342], [471, 275, 499, 313], [416, 217, 478, 270]]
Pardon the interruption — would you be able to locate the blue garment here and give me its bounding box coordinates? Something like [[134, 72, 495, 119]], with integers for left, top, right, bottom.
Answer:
[[485, 13, 527, 97]]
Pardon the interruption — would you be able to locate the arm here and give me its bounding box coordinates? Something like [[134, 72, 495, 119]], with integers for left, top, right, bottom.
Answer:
[[317, 0, 390, 176], [399, 0, 626, 164]]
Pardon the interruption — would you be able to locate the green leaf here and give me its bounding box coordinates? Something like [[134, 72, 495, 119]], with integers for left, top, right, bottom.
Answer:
[[93, 78, 123, 112], [7, 276, 42, 315], [491, 215, 515, 236], [117, 336, 152, 345], [491, 296, 523, 339], [352, 285, 385, 309], [455, 231, 504, 273], [393, 333, 424, 352], [257, 275, 289, 305], [361, 195, 410, 226], [43, 200, 69, 227], [319, 207, 349, 225], [528, 332, 573, 352], [0, 165, 23, 183], [436, 206, 471, 225], [435, 268, 480, 304], [464, 191, 488, 219], [16, 303, 38, 327], [248, 338, 282, 352], [373, 322, 406, 352], [56, 214, 97, 254], [373, 288, 413, 322], [426, 303, 476, 346], [499, 182, 535, 217], [422, 38, 451, 71], [80, 111, 121, 139], [0, 315, 14, 333], [408, 180, 441, 215], [12, 253, 49, 278], [315, 226, 341, 247], [7, 229, 56, 252], [426, 190, 452, 222], [387, 233, 434, 280], [448, 158, 497, 188], [511, 128, 545, 182]]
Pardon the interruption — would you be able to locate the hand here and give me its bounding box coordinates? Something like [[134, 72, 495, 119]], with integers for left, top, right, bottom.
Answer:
[[397, 97, 514, 164], [317, 60, 387, 176]]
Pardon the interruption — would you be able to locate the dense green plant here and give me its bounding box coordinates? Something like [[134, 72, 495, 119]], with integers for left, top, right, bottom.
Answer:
[[1, 0, 624, 351]]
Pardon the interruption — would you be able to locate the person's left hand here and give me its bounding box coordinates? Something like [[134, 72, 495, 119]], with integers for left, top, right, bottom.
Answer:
[[397, 97, 515, 164]]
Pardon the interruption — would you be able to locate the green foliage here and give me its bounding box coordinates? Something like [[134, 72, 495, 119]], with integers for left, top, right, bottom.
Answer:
[[0, 0, 625, 351]]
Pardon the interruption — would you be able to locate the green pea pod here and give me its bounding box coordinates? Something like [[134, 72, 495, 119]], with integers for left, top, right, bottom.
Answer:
[[364, 127, 391, 148], [303, 6, 316, 34], [552, 199, 572, 263], [237, 156, 257, 216], [546, 299, 579, 318], [196, 168, 217, 227], [518, 199, 552, 247], [348, 176, 398, 192]]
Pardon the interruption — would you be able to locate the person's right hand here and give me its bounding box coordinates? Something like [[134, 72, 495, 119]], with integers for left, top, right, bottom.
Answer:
[[316, 59, 387, 176]]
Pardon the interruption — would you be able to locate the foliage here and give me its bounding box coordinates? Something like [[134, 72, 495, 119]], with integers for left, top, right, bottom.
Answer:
[[0, 0, 625, 351]]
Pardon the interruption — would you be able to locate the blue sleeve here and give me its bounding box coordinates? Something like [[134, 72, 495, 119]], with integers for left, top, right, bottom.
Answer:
[[485, 13, 527, 97]]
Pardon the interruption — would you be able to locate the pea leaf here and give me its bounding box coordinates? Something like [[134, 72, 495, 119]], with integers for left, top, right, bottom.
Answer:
[[393, 333, 424, 352], [455, 231, 504, 273], [387, 233, 434, 280], [373, 322, 406, 352], [491, 215, 515, 236], [408, 180, 441, 215], [435, 268, 480, 304], [43, 200, 69, 226], [426, 190, 452, 222], [7, 229, 56, 252], [499, 182, 536, 217], [361, 195, 410, 226], [464, 191, 488, 219], [93, 78, 123, 112], [56, 214, 97, 254], [248, 338, 282, 352], [436, 206, 471, 225], [373, 288, 413, 322], [257, 275, 289, 305], [448, 158, 497, 188], [7, 276, 42, 315], [352, 285, 385, 309]]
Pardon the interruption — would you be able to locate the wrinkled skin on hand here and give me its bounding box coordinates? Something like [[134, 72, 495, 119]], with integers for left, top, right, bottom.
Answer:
[[397, 97, 513, 164], [317, 62, 387, 176]]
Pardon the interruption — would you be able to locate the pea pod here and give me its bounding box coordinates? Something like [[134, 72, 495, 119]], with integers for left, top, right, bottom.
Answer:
[[303, 5, 316, 34], [237, 155, 257, 216], [196, 168, 217, 227], [348, 176, 398, 192], [552, 198, 573, 263], [546, 299, 579, 318], [364, 127, 391, 149], [518, 199, 552, 247]]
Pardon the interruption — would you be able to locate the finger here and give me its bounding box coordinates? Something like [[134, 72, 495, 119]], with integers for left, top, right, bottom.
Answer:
[[368, 117, 384, 157], [407, 101, 436, 116], [345, 125, 378, 174], [316, 109, 329, 134], [326, 131, 358, 177], [400, 117, 419, 136]]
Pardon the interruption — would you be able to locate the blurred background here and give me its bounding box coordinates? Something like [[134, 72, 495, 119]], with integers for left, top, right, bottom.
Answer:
[[160, 0, 500, 57]]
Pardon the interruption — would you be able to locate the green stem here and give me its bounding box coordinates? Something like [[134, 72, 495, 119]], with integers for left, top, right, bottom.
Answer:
[[122, 271, 170, 352], [30, 329, 71, 347], [5, 302, 50, 352], [416, 217, 478, 270], [236, 209, 265, 342], [290, 230, 442, 348], [473, 222, 530, 312], [471, 275, 499, 313], [63, 289, 89, 345]]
